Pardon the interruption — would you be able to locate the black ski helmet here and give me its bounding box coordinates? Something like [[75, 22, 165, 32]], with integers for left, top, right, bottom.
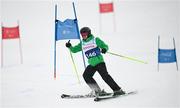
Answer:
[[80, 27, 91, 35]]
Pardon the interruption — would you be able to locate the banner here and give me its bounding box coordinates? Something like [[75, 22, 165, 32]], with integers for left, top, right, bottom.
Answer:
[[56, 19, 79, 41], [158, 49, 177, 63], [1, 24, 23, 67], [157, 36, 178, 71], [2, 26, 20, 39], [54, 3, 86, 80], [99, 2, 114, 13]]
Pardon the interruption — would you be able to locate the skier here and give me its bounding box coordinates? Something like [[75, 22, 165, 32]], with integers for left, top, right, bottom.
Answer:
[[65, 27, 125, 96]]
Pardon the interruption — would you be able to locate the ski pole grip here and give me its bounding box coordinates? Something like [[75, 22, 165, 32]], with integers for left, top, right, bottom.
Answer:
[[68, 40, 70, 43]]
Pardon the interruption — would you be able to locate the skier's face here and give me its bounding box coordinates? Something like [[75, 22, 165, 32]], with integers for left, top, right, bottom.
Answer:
[[81, 32, 88, 40]]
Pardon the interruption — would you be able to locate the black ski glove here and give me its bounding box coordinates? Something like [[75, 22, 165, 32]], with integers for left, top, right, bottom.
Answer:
[[55, 19, 59, 23], [65, 40, 72, 48], [101, 48, 107, 54], [74, 19, 77, 22]]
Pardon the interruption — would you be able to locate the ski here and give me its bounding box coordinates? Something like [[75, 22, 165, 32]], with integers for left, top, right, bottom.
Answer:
[[94, 91, 137, 102], [61, 93, 95, 99], [61, 92, 112, 99]]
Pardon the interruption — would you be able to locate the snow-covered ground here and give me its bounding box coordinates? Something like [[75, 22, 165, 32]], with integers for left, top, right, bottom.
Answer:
[[1, 0, 180, 108]]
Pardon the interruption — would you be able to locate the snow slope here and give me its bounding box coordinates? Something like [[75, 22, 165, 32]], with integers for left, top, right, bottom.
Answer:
[[1, 0, 179, 108]]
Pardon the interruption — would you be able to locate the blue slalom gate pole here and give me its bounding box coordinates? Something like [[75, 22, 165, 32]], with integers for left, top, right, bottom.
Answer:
[[173, 37, 178, 71], [72, 2, 86, 69], [54, 4, 57, 79]]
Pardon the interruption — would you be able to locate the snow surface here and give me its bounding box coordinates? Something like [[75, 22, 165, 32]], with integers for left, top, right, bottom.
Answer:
[[1, 0, 180, 108]]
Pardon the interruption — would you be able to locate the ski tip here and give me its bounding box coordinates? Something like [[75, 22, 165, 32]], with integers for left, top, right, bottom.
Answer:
[[61, 94, 65, 98], [94, 98, 100, 102], [61, 94, 70, 98]]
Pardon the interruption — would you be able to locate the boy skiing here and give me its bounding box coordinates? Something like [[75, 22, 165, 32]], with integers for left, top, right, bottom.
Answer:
[[65, 27, 125, 96]]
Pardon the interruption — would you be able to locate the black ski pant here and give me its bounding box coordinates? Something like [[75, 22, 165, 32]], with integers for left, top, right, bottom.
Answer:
[[83, 62, 121, 92]]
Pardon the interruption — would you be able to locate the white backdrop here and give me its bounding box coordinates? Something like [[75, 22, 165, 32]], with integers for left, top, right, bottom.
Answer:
[[1, 0, 180, 108]]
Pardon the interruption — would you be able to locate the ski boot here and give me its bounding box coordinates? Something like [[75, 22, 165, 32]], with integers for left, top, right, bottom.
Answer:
[[113, 89, 126, 96]]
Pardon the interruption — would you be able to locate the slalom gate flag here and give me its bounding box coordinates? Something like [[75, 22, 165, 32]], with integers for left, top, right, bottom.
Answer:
[[2, 26, 20, 39], [158, 49, 177, 63], [99, 2, 114, 13], [55, 19, 79, 41]]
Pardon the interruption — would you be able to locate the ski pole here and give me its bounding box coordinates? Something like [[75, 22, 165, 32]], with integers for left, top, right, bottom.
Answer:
[[107, 52, 148, 64], [68, 40, 80, 84], [69, 51, 81, 84]]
